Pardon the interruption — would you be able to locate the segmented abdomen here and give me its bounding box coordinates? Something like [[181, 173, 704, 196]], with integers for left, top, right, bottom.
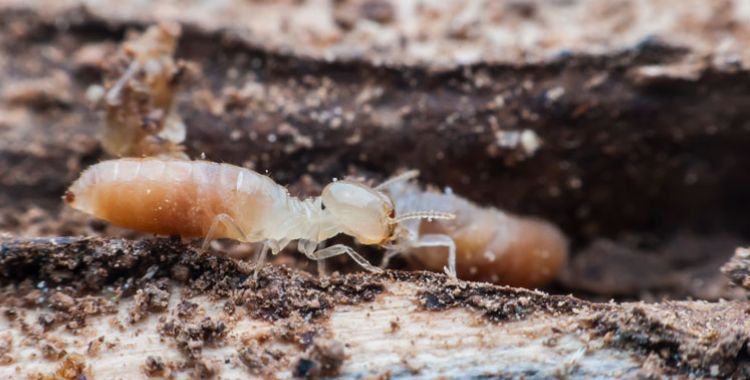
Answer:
[[65, 159, 284, 240], [388, 182, 568, 288]]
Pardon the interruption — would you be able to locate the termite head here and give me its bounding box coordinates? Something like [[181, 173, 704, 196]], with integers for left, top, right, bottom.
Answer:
[[322, 181, 396, 245], [321, 180, 456, 245]]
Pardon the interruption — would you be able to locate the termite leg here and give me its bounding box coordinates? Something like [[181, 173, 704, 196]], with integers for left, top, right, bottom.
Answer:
[[252, 241, 270, 280], [201, 213, 247, 252], [252, 239, 289, 279], [379, 249, 400, 269], [410, 234, 457, 278], [317, 260, 328, 277], [298, 240, 327, 276], [375, 169, 420, 190], [306, 244, 384, 274]]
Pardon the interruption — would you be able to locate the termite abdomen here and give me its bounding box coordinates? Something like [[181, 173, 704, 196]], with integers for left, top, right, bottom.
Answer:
[[414, 208, 567, 288], [64, 159, 273, 240]]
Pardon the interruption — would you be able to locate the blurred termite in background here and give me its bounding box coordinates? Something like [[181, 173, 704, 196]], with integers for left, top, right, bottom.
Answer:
[[380, 171, 568, 289], [88, 23, 188, 158]]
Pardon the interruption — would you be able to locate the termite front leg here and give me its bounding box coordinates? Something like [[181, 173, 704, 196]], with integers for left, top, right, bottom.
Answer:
[[410, 234, 457, 278], [201, 213, 247, 252], [306, 244, 384, 274], [252, 242, 270, 279]]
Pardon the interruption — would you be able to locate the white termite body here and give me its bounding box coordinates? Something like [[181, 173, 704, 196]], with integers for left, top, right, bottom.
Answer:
[[64, 158, 453, 274]]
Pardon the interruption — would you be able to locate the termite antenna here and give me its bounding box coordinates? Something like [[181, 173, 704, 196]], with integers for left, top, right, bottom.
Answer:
[[390, 210, 455, 224], [375, 170, 420, 190]]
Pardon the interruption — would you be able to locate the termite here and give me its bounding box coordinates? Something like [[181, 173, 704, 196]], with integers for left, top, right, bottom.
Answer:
[[380, 171, 568, 288], [63, 158, 455, 275], [97, 23, 187, 158]]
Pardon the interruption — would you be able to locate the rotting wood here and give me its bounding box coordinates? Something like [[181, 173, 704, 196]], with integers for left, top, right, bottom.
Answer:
[[0, 236, 749, 379]]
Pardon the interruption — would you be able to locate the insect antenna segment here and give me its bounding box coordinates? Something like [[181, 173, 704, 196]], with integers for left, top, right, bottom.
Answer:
[[390, 210, 456, 224]]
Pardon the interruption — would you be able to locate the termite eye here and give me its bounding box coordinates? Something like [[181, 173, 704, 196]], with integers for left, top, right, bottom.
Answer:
[[388, 209, 395, 218], [321, 202, 326, 210]]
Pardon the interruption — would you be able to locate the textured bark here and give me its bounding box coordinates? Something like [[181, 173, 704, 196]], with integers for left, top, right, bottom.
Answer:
[[0, 237, 749, 379]]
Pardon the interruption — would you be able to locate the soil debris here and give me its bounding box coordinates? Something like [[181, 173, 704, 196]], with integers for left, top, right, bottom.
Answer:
[[237, 342, 285, 377], [233, 267, 384, 321], [0, 332, 12, 366], [129, 281, 171, 323], [143, 355, 167, 377], [295, 338, 347, 378], [38, 353, 91, 380], [721, 247, 750, 290], [592, 302, 750, 377], [157, 316, 227, 361], [387, 271, 592, 322]]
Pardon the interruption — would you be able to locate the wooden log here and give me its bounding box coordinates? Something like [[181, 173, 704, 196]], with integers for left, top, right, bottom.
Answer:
[[1, 236, 748, 379]]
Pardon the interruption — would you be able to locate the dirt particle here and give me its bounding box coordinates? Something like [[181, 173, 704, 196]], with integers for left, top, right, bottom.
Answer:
[[3, 308, 18, 321], [294, 358, 317, 378], [194, 359, 217, 378], [176, 300, 199, 319], [158, 316, 227, 361], [38, 313, 56, 330], [420, 292, 446, 310], [238, 343, 285, 376], [0, 333, 12, 365], [44, 353, 91, 380], [41, 342, 66, 361], [223, 300, 235, 315], [86, 337, 105, 357], [0, 354, 13, 366], [0, 333, 11, 355], [130, 283, 171, 323], [170, 264, 190, 282], [23, 289, 44, 307], [294, 338, 347, 378], [389, 318, 400, 333], [49, 292, 75, 311], [721, 247, 750, 290], [143, 355, 166, 377]]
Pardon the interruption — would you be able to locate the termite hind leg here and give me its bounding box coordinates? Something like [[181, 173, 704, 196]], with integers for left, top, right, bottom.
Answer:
[[307, 244, 384, 274], [411, 234, 457, 278], [201, 213, 247, 253]]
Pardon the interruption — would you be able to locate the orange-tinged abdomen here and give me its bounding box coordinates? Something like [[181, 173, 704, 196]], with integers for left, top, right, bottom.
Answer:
[[415, 208, 568, 289], [65, 159, 274, 240]]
